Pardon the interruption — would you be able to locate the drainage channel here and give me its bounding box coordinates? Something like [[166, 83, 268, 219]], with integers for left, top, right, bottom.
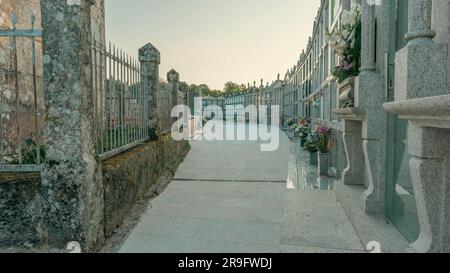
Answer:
[[174, 178, 287, 184]]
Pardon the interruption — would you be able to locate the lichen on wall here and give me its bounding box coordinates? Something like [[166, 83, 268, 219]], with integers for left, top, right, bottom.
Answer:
[[0, 173, 41, 247]]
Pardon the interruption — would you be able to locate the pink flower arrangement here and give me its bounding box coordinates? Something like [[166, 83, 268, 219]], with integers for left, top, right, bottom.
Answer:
[[340, 59, 354, 71], [317, 125, 331, 135]]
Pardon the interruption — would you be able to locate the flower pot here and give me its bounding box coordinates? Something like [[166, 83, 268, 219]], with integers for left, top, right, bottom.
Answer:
[[309, 151, 318, 166], [318, 152, 329, 176]]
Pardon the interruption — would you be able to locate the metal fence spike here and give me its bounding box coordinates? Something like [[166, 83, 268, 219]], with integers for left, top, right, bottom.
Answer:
[[31, 11, 36, 24], [12, 13, 17, 29]]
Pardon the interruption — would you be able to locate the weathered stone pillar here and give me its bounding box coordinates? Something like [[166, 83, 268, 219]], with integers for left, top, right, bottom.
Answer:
[[431, 0, 450, 91], [40, 0, 104, 251], [357, 0, 387, 214], [167, 69, 180, 123], [180, 82, 189, 106], [360, 0, 376, 72], [404, 0, 435, 44], [139, 43, 160, 136], [384, 0, 450, 253]]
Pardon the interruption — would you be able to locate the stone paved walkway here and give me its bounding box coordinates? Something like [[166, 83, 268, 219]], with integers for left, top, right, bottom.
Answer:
[[119, 123, 366, 253]]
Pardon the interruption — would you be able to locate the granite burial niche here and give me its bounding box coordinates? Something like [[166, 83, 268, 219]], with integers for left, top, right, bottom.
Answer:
[[384, 0, 450, 253]]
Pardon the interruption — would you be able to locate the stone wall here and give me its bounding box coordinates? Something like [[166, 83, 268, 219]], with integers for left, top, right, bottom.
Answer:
[[0, 137, 189, 249], [0, 0, 188, 252], [0, 173, 41, 246], [103, 136, 189, 237]]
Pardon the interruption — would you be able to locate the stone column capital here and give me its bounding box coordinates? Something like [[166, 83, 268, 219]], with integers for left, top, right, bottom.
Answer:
[[179, 82, 189, 93], [139, 43, 161, 64], [404, 0, 436, 44], [167, 69, 180, 83]]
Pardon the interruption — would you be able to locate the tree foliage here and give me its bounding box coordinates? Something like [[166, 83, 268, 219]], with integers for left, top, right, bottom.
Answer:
[[187, 81, 252, 99], [223, 81, 247, 96], [188, 84, 223, 98]]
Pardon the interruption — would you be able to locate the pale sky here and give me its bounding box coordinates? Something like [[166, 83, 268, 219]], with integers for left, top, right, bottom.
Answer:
[[105, 0, 321, 90]]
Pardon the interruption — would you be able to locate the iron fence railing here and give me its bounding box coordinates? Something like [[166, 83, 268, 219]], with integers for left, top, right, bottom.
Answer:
[[1, 14, 165, 169], [0, 13, 44, 172], [91, 40, 150, 160]]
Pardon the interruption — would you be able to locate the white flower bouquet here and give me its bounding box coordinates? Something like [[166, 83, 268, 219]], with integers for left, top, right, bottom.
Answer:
[[326, 2, 362, 83]]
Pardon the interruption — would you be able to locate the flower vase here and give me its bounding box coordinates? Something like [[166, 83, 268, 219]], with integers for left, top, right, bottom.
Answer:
[[318, 152, 329, 176], [309, 152, 318, 166], [338, 76, 355, 108]]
